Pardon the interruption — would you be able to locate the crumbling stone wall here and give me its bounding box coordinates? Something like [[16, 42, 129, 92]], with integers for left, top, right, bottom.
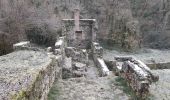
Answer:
[[62, 20, 96, 49], [54, 0, 141, 50], [63, 47, 88, 79], [53, 36, 89, 79], [92, 42, 110, 76], [0, 50, 62, 100]]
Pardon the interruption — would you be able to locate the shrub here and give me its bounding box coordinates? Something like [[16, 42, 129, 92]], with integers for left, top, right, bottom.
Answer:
[[26, 24, 57, 47], [0, 32, 13, 56]]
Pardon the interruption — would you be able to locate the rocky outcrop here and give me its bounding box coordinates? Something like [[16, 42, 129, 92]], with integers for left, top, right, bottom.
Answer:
[[0, 50, 62, 100]]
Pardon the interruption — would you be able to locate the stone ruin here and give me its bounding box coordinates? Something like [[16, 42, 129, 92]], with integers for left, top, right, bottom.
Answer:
[[0, 41, 63, 99], [4, 9, 110, 99], [62, 8, 97, 49], [0, 8, 163, 100], [55, 8, 109, 79], [115, 56, 159, 97], [62, 47, 88, 79]]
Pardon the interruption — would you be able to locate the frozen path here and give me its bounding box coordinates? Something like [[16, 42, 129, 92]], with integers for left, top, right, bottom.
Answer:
[[48, 59, 129, 100]]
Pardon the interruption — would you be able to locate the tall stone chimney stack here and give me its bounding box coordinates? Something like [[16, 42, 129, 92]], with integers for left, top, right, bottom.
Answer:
[[74, 8, 80, 31]]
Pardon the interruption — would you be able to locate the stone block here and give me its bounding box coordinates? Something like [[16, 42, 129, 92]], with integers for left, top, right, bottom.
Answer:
[[13, 41, 30, 50], [92, 42, 103, 58], [55, 37, 65, 49], [73, 62, 86, 71], [96, 58, 110, 76], [47, 47, 52, 52], [54, 49, 62, 55]]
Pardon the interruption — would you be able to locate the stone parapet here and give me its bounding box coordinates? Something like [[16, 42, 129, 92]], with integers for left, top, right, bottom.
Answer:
[[0, 50, 62, 100]]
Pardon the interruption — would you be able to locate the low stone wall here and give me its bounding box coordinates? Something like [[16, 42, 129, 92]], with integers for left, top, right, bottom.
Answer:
[[92, 42, 110, 76], [13, 41, 31, 50], [96, 58, 110, 76], [147, 62, 170, 69], [106, 59, 170, 70], [0, 50, 62, 100]]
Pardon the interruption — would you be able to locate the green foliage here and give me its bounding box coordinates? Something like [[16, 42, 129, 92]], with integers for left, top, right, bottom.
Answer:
[[11, 90, 27, 100], [115, 77, 154, 100], [115, 77, 135, 96]]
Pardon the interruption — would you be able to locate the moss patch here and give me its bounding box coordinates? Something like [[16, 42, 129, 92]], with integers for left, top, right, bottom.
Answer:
[[115, 77, 136, 98], [115, 76, 154, 100], [11, 90, 27, 100], [48, 80, 61, 100]]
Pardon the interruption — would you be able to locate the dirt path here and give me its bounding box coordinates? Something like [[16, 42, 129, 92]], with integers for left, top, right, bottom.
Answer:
[[85, 60, 99, 79], [48, 50, 170, 100], [48, 60, 129, 100]]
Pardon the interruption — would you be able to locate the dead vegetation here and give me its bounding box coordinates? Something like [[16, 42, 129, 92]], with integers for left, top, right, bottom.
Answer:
[[0, 0, 60, 55], [1, 0, 170, 56]]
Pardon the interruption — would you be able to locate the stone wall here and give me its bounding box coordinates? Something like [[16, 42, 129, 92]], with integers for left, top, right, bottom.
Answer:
[[62, 19, 97, 49], [0, 50, 62, 100], [63, 47, 88, 79], [92, 42, 110, 76]]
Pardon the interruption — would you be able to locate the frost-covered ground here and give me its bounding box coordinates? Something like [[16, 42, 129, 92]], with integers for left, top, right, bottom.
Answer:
[[48, 76, 129, 100], [48, 49, 170, 100], [104, 48, 170, 64], [104, 48, 170, 100], [149, 69, 170, 100]]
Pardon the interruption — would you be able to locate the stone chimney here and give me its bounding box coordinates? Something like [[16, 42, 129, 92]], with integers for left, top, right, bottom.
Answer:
[[74, 8, 80, 31]]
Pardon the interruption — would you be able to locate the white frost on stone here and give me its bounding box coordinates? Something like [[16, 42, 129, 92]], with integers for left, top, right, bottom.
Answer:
[[97, 58, 110, 76], [128, 61, 148, 77], [82, 49, 86, 53], [116, 62, 123, 71], [55, 39, 63, 47], [136, 59, 151, 71], [93, 42, 99, 46], [47, 47, 52, 52], [13, 41, 30, 47]]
